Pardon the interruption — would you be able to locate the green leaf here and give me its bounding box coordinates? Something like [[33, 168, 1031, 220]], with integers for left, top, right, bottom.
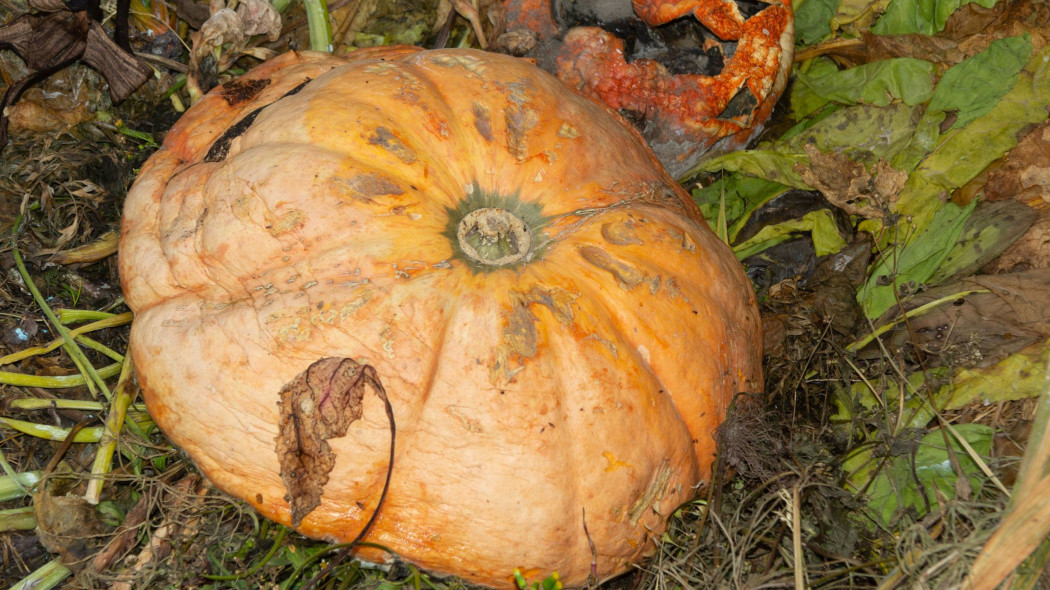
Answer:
[[691, 175, 790, 241], [858, 199, 977, 319], [927, 35, 1032, 131], [795, 0, 840, 46], [838, 367, 951, 430], [872, 0, 999, 35], [889, 109, 943, 172], [733, 209, 848, 259], [847, 424, 994, 526], [791, 58, 840, 118], [795, 57, 935, 107]]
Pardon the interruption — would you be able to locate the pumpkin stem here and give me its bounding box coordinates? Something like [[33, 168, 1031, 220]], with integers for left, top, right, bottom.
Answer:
[[456, 207, 532, 266]]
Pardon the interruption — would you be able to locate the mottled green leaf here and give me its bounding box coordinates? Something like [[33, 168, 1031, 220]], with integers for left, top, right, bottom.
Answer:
[[889, 109, 943, 172], [872, 0, 999, 35], [929, 199, 1038, 284], [795, 57, 935, 107], [928, 35, 1032, 130], [733, 209, 848, 259], [699, 104, 920, 193], [785, 102, 921, 166], [858, 199, 977, 319]]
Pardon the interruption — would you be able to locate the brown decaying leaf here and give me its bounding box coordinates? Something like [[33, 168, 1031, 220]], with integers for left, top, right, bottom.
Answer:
[[187, 0, 281, 99], [813, 30, 961, 67], [108, 475, 209, 590], [449, 0, 487, 47], [980, 123, 1050, 203], [808, 235, 872, 335], [87, 487, 155, 575], [173, 0, 211, 28], [33, 471, 108, 569], [942, 0, 1050, 52], [876, 269, 1050, 366], [436, 0, 504, 48], [274, 357, 389, 527], [192, 8, 246, 63], [795, 144, 907, 218], [987, 198, 1050, 273]]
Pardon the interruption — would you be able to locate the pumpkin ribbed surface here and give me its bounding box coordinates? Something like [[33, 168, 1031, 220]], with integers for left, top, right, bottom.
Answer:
[[119, 47, 761, 586]]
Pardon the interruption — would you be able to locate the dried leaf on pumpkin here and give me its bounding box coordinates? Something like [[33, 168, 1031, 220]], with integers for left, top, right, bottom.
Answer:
[[275, 358, 393, 528]]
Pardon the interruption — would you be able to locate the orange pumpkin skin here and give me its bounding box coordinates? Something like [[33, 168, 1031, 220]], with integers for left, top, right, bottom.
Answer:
[[120, 47, 761, 587]]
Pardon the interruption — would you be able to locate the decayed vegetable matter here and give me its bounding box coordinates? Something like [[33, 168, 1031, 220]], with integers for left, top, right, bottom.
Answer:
[[497, 0, 795, 177], [119, 46, 761, 586]]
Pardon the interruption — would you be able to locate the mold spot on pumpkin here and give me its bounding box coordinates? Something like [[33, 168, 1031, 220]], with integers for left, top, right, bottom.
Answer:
[[336, 173, 405, 202], [502, 305, 539, 359], [367, 127, 417, 164], [267, 209, 304, 237], [601, 219, 644, 246], [471, 102, 493, 141], [505, 104, 539, 162]]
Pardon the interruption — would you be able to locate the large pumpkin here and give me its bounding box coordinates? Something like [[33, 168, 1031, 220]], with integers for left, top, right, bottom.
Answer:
[[119, 46, 762, 586]]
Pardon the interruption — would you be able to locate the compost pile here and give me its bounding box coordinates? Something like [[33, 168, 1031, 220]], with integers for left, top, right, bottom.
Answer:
[[1, 0, 1049, 588]]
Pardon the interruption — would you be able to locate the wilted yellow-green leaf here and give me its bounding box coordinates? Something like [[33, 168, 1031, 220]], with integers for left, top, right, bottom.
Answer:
[[894, 46, 1050, 237], [940, 339, 1050, 410], [832, 0, 892, 32], [786, 103, 920, 165], [695, 150, 809, 188], [733, 209, 848, 259]]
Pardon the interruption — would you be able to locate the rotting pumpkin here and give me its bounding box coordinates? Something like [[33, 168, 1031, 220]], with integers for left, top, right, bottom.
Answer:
[[119, 46, 762, 587]]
